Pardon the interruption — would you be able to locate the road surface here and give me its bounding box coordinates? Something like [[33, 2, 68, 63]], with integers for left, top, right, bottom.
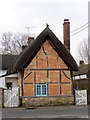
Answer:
[[2, 105, 88, 119]]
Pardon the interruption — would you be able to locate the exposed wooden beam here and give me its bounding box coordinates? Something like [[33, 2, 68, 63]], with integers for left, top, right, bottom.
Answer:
[[21, 69, 24, 106], [70, 69, 73, 95], [60, 70, 61, 95], [23, 71, 32, 80], [34, 70, 36, 96], [21, 70, 24, 97], [23, 68, 70, 71], [47, 57, 49, 96]]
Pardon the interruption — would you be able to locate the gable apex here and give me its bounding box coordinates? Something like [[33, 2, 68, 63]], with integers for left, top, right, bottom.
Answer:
[[7, 27, 78, 75]]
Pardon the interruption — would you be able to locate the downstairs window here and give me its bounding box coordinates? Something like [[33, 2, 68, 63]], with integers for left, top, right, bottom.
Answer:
[[36, 84, 47, 96]]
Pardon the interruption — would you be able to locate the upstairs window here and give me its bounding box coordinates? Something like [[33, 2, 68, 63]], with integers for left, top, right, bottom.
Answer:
[[36, 84, 47, 96], [6, 82, 12, 90]]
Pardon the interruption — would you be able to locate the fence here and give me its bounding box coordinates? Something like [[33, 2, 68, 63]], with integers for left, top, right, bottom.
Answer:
[[4, 87, 19, 107], [75, 90, 87, 105]]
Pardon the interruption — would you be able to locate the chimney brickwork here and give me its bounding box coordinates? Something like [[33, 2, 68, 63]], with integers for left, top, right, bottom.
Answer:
[[79, 60, 84, 65], [22, 45, 27, 51], [22, 37, 34, 51], [63, 19, 70, 50], [28, 37, 34, 45]]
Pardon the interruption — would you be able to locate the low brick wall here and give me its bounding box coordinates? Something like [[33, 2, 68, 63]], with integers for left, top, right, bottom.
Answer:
[[0, 88, 4, 108], [22, 96, 74, 107]]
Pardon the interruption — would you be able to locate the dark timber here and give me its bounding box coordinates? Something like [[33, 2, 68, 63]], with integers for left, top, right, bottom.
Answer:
[[21, 69, 24, 106]]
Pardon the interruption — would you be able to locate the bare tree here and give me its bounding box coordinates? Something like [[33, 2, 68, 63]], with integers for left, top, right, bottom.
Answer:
[[1, 32, 28, 55], [78, 39, 89, 64]]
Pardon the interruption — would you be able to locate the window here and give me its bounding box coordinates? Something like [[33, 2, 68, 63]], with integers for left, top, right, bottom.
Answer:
[[36, 84, 47, 96], [6, 82, 12, 90], [80, 74, 87, 79]]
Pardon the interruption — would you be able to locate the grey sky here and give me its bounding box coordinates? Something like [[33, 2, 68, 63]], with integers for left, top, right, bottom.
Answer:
[[0, 0, 89, 63]]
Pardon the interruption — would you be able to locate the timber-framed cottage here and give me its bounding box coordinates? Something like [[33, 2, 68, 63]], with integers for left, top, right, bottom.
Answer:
[[6, 19, 78, 106]]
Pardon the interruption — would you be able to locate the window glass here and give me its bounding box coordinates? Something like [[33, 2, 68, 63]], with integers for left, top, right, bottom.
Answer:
[[6, 82, 12, 90], [37, 85, 41, 95], [42, 85, 46, 95]]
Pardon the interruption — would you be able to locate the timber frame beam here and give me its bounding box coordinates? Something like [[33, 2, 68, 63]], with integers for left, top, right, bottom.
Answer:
[[23, 68, 71, 71]]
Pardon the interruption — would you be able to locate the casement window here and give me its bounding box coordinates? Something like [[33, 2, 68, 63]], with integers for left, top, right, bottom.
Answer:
[[6, 82, 12, 90], [36, 84, 47, 96]]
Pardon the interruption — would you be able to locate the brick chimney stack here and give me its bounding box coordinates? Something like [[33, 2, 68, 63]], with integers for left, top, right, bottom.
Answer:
[[79, 60, 84, 65], [28, 37, 34, 45], [22, 37, 34, 51], [63, 19, 70, 51], [22, 45, 27, 50]]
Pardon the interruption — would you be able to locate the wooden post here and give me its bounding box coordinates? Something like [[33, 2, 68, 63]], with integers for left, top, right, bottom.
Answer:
[[60, 70, 61, 95], [34, 70, 36, 96], [70, 69, 73, 95], [71, 69, 75, 104], [21, 69, 24, 106], [47, 57, 49, 96]]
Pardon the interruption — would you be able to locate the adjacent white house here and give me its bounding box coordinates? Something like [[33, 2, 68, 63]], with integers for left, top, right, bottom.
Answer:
[[0, 54, 18, 89], [73, 60, 88, 90], [73, 61, 88, 80]]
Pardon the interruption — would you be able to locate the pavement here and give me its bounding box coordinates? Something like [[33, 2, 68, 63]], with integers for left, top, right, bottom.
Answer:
[[1, 105, 89, 119], [0, 108, 2, 120]]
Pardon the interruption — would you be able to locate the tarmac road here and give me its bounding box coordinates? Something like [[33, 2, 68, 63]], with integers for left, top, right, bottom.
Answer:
[[2, 105, 88, 119]]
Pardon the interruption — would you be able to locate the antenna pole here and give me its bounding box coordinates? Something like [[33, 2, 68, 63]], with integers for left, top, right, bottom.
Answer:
[[25, 27, 31, 37]]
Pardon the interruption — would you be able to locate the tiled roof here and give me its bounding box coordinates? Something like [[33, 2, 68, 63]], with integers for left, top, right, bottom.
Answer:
[[0, 54, 17, 70], [73, 64, 88, 76]]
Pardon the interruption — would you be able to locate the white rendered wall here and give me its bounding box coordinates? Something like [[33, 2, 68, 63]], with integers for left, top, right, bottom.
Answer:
[[5, 77, 18, 88], [0, 70, 18, 88], [0, 70, 6, 88]]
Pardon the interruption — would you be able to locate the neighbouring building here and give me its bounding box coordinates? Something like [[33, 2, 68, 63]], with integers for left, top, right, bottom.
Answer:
[[0, 54, 18, 89], [73, 60, 88, 90], [6, 19, 78, 107]]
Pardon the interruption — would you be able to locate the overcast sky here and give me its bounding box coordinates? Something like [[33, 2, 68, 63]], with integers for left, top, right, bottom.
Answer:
[[0, 0, 89, 63]]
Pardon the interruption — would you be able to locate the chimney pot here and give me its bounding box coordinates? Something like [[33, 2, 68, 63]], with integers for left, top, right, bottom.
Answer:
[[64, 19, 69, 22]]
